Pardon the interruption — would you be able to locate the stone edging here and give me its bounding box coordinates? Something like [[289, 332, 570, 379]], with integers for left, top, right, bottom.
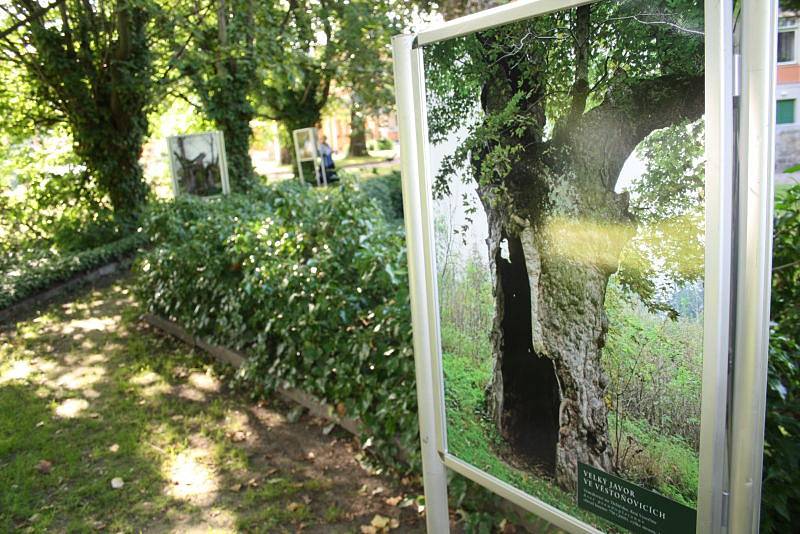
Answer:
[[141, 313, 362, 436]]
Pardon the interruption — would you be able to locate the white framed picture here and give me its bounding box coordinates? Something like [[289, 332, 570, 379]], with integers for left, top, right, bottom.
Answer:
[[390, 0, 768, 532], [292, 127, 328, 186], [167, 131, 230, 197]]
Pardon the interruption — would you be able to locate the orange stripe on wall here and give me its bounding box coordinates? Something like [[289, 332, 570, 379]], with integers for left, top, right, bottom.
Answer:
[[778, 64, 800, 84]]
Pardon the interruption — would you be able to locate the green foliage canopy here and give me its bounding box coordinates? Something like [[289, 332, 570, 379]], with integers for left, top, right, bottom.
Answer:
[[0, 0, 163, 218]]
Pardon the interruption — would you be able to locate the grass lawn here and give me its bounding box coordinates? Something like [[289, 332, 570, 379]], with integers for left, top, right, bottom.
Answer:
[[0, 278, 423, 533], [442, 337, 699, 530], [442, 350, 613, 530]]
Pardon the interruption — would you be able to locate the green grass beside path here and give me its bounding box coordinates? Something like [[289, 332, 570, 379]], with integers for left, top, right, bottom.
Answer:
[[0, 278, 423, 533]]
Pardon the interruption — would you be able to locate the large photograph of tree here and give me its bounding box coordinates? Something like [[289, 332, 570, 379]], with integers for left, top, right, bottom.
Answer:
[[168, 132, 228, 197], [426, 0, 706, 524]]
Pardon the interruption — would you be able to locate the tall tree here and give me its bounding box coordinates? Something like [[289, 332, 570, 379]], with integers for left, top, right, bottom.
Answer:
[[250, 0, 413, 167], [172, 0, 256, 190], [0, 0, 157, 219], [426, 0, 704, 490]]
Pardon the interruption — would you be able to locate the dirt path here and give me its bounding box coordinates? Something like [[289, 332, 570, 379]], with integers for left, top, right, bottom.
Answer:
[[0, 277, 425, 533]]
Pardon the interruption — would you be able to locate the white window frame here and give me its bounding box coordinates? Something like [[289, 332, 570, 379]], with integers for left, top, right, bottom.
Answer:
[[777, 26, 797, 65]]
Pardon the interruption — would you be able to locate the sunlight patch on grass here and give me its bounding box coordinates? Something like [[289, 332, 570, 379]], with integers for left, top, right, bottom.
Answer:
[[130, 370, 161, 386], [188, 371, 220, 392], [165, 447, 220, 506], [0, 360, 34, 383], [55, 365, 106, 390], [61, 316, 116, 334], [54, 397, 89, 418]]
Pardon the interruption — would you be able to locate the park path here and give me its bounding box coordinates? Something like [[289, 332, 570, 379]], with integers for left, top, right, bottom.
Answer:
[[0, 276, 425, 533]]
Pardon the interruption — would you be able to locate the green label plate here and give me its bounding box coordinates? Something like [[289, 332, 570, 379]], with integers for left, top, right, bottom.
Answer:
[[578, 463, 696, 534]]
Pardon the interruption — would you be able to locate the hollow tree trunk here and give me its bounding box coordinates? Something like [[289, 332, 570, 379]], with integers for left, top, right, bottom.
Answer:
[[483, 152, 630, 490], [477, 63, 704, 490]]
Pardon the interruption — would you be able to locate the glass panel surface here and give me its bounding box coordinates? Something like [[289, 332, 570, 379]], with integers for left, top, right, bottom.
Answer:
[[424, 1, 706, 530]]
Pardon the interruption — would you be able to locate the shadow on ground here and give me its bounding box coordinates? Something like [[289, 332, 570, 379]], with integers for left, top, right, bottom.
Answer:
[[0, 278, 424, 533]]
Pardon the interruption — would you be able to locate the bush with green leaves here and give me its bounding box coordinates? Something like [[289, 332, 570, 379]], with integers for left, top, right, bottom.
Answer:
[[355, 171, 404, 223], [134, 181, 418, 471], [0, 233, 144, 310], [761, 184, 800, 532]]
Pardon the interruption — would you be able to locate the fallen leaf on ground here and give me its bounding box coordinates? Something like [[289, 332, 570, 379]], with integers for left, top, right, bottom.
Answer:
[[499, 519, 517, 533], [228, 430, 246, 442], [360, 527, 377, 534], [286, 406, 304, 423], [109, 444, 119, 453], [322, 422, 336, 435], [306, 451, 316, 461], [230, 483, 243, 492], [110, 477, 124, 489], [398, 497, 415, 508], [371, 514, 391, 529], [358, 483, 369, 496], [247, 478, 259, 488], [35, 421, 44, 428], [35, 460, 52, 474], [371, 486, 384, 496], [286, 502, 303, 512], [385, 496, 402, 506]]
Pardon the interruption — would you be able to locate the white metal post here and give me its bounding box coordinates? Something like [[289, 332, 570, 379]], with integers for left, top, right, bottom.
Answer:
[[392, 33, 451, 534], [697, 1, 735, 532], [729, 0, 777, 532]]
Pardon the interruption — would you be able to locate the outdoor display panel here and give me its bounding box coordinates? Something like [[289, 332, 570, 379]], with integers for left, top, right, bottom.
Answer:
[[392, 0, 755, 532], [292, 127, 328, 186], [167, 131, 230, 197]]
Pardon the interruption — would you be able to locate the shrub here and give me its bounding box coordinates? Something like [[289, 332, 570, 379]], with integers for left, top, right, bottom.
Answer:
[[368, 138, 394, 151], [134, 181, 418, 471], [761, 184, 800, 532], [354, 171, 404, 222], [0, 233, 145, 310]]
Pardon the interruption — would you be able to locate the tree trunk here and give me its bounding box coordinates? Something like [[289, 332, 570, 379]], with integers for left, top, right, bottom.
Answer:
[[75, 130, 148, 221], [483, 152, 628, 491], [213, 96, 255, 190], [349, 105, 368, 157], [478, 66, 704, 491]]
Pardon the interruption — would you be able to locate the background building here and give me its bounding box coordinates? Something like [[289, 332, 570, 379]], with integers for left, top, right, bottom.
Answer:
[[776, 11, 800, 185]]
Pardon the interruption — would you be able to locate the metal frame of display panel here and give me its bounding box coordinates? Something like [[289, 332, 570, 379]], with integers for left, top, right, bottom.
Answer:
[[393, 0, 775, 532], [167, 130, 231, 197], [292, 127, 327, 187]]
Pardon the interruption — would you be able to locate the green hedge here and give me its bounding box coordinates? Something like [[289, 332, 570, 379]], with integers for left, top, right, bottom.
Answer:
[[357, 171, 404, 222], [762, 184, 800, 532], [0, 233, 145, 310], [133, 182, 418, 471]]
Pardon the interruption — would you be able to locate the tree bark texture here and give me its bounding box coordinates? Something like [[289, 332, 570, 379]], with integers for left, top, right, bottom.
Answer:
[[349, 105, 369, 157], [478, 45, 705, 491]]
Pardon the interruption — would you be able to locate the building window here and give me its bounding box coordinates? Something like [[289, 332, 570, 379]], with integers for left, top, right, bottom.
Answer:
[[777, 99, 795, 125], [778, 30, 796, 63]]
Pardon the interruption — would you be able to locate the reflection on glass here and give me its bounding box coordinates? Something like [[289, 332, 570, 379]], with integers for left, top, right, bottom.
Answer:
[[425, 0, 705, 529]]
